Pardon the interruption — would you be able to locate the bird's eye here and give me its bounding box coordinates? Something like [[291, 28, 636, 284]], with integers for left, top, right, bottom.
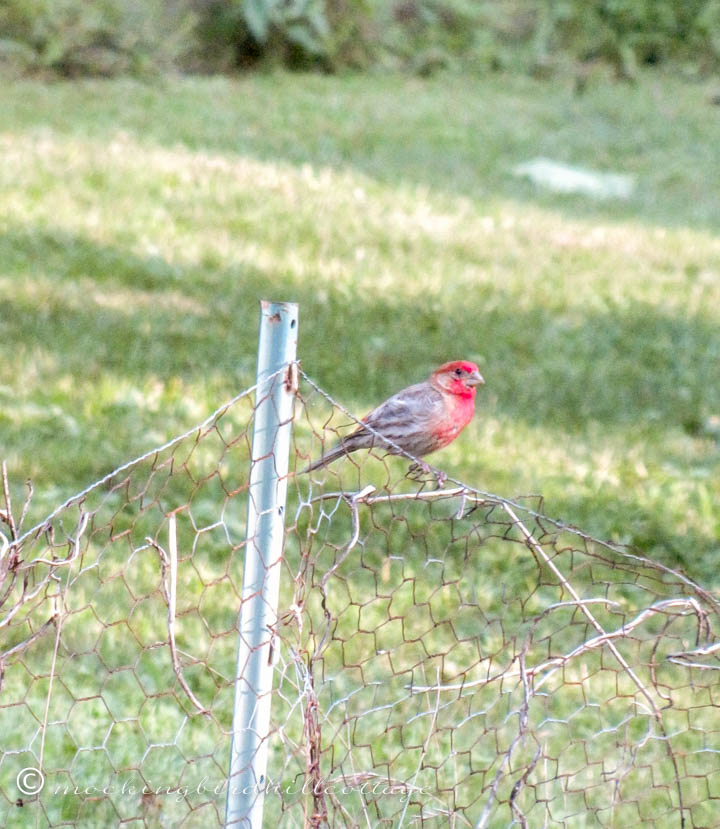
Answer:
[[454, 368, 463, 376]]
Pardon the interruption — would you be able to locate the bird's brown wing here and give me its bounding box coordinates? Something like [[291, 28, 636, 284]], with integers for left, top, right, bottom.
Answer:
[[352, 381, 447, 456], [303, 382, 446, 473]]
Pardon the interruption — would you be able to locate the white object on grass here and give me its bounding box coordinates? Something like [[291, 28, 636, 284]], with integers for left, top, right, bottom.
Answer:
[[513, 157, 635, 200]]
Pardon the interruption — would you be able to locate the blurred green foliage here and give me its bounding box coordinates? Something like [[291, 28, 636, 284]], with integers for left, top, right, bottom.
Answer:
[[0, 0, 197, 76], [1, 0, 719, 77], [541, 0, 720, 78]]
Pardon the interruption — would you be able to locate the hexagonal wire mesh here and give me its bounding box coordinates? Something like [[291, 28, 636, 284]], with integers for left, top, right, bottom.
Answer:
[[1, 366, 719, 828]]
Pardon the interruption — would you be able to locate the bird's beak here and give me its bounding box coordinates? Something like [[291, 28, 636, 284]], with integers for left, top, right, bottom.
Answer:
[[467, 370, 485, 386]]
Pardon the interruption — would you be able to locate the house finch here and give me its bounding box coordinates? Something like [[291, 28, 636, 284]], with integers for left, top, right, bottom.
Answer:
[[304, 361, 484, 473]]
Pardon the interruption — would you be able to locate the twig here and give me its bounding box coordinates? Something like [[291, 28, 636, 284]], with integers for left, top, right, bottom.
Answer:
[[0, 576, 45, 629], [1, 461, 17, 541], [503, 501, 687, 828], [509, 745, 541, 829], [0, 616, 58, 692], [667, 636, 720, 669], [39, 575, 66, 780], [309, 486, 472, 506], [320, 485, 375, 588], [20, 512, 89, 570], [0, 531, 12, 605], [304, 660, 328, 827], [475, 651, 535, 829], [503, 503, 661, 713], [397, 665, 442, 829], [0, 514, 90, 629], [147, 514, 209, 716], [532, 598, 712, 691], [17, 479, 33, 537]]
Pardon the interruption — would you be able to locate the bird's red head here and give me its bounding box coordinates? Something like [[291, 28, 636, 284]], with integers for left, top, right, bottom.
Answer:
[[431, 360, 485, 398]]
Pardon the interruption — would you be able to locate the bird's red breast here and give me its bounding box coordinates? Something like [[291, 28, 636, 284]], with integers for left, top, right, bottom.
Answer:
[[428, 360, 482, 448], [431, 391, 476, 448]]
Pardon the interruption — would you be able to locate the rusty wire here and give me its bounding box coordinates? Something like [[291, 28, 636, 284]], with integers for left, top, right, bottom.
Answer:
[[0, 371, 718, 827]]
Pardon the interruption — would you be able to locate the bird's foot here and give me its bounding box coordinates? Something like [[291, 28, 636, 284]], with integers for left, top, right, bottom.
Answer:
[[406, 461, 431, 482], [406, 462, 446, 489]]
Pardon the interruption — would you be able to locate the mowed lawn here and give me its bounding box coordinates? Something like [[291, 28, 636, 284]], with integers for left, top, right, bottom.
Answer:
[[1, 70, 719, 581]]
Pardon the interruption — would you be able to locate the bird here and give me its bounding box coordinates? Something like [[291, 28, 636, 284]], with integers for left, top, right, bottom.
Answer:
[[304, 360, 484, 474]]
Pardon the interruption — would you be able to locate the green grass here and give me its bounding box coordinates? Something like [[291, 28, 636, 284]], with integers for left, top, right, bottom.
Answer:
[[1, 70, 719, 576], [1, 69, 720, 827]]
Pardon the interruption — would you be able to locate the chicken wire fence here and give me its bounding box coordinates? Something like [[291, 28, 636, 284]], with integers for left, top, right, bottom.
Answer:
[[2, 365, 720, 828]]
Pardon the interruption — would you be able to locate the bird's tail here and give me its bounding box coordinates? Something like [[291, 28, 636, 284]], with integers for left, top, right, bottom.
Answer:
[[301, 441, 352, 474]]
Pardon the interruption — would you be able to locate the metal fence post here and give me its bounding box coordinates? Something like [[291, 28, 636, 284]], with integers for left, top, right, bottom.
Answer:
[[225, 300, 298, 827]]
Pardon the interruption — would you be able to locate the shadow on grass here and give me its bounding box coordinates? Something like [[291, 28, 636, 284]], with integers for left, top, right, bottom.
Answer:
[[2, 228, 717, 428], [2, 226, 718, 570]]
